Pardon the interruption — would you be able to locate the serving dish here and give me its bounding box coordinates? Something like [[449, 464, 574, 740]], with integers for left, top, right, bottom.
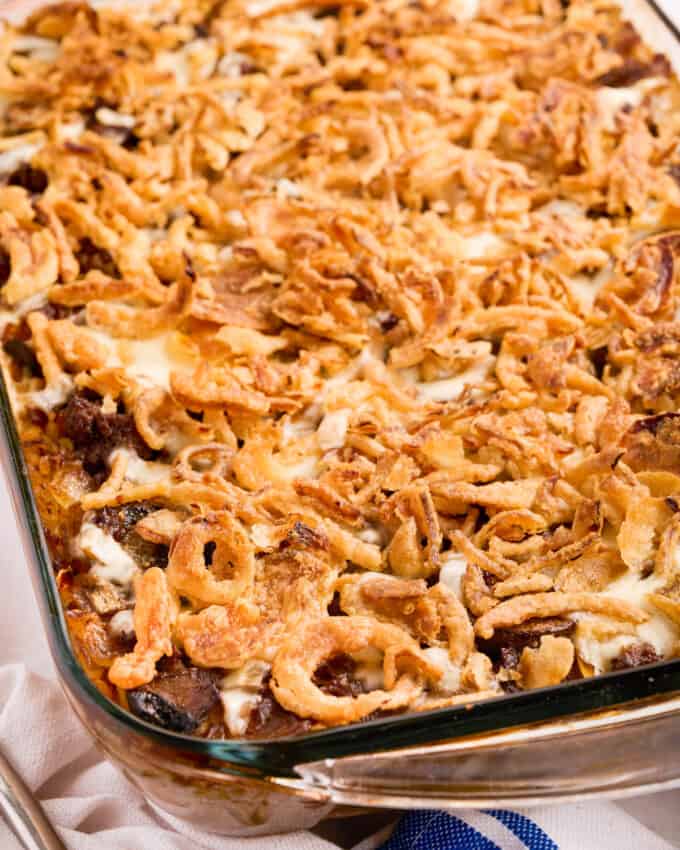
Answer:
[[2, 0, 680, 837]]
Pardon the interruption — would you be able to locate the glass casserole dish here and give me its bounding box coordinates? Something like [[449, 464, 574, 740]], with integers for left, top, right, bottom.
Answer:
[[1, 0, 680, 837]]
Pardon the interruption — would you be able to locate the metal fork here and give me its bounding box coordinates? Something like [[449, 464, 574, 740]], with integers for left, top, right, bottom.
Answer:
[[0, 748, 67, 850]]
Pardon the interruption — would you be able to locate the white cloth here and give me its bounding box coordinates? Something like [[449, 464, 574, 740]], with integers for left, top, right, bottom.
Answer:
[[1, 477, 680, 849]]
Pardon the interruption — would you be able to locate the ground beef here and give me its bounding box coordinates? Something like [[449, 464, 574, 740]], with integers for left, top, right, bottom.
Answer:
[[92, 501, 169, 569], [2, 338, 42, 378], [0, 248, 9, 287], [56, 392, 153, 480], [74, 237, 120, 278], [610, 642, 662, 671], [480, 617, 575, 656], [596, 54, 671, 87], [246, 685, 313, 739], [313, 653, 364, 698], [7, 163, 48, 194], [127, 655, 220, 733]]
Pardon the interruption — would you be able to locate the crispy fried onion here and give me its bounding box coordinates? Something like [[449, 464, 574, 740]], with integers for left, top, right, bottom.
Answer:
[[108, 568, 177, 689], [173, 442, 235, 484], [0, 212, 58, 305], [519, 636, 575, 689], [166, 512, 256, 605], [474, 592, 648, 639], [176, 601, 261, 670], [271, 616, 441, 725], [85, 275, 192, 339], [170, 364, 270, 415], [337, 573, 473, 663]]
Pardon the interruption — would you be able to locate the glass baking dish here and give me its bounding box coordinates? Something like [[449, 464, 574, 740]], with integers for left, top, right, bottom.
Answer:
[[3, 0, 680, 837]]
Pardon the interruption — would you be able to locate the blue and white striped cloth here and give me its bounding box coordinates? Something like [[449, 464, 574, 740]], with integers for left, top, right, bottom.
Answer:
[[368, 801, 678, 850], [380, 810, 558, 850]]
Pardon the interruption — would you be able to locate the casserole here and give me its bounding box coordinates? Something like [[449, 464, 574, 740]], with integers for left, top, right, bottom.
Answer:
[[2, 0, 680, 836]]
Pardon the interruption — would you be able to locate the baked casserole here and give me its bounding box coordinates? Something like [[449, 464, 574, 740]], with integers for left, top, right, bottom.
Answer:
[[1, 0, 680, 740]]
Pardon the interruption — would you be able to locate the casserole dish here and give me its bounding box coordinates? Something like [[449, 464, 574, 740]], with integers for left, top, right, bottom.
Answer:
[[2, 0, 680, 837]]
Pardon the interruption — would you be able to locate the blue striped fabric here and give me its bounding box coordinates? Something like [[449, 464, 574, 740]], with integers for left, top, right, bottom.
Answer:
[[486, 810, 558, 850], [378, 810, 559, 850]]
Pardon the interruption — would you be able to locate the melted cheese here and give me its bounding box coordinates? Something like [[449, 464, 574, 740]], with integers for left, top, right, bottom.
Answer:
[[574, 569, 678, 673], [95, 107, 136, 128], [59, 120, 86, 142], [217, 51, 251, 78], [77, 523, 139, 590], [29, 373, 74, 412], [449, 0, 480, 22], [276, 178, 303, 199], [567, 265, 612, 311], [11, 36, 60, 62], [0, 141, 44, 175], [155, 42, 217, 86], [423, 646, 462, 695], [219, 660, 270, 736], [352, 647, 384, 692], [417, 354, 495, 402], [461, 231, 506, 260], [316, 408, 350, 451], [605, 570, 677, 655], [271, 11, 327, 38], [113, 449, 170, 486], [439, 553, 468, 600], [596, 86, 642, 132], [122, 336, 179, 390], [109, 609, 135, 640], [225, 209, 247, 228]]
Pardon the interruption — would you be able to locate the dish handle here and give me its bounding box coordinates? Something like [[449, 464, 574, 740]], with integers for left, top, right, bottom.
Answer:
[[291, 694, 680, 809]]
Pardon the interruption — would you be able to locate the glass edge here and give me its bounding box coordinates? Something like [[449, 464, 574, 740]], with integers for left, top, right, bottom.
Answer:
[[0, 0, 678, 780]]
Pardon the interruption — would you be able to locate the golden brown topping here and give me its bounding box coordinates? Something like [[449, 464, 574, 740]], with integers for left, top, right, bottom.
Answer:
[[3, 0, 680, 738]]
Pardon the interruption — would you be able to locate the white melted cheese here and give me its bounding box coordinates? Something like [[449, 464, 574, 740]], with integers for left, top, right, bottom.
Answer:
[[29, 374, 74, 413], [271, 10, 327, 37], [0, 292, 48, 335], [596, 86, 642, 132], [352, 647, 384, 692], [77, 523, 139, 590], [537, 199, 585, 220], [567, 265, 612, 312], [356, 524, 385, 546], [95, 107, 136, 129], [274, 453, 319, 482], [225, 209, 247, 228], [123, 336, 178, 390], [423, 646, 461, 695], [417, 354, 495, 402], [219, 660, 270, 736], [316, 408, 350, 451], [575, 569, 678, 673], [11, 35, 60, 62], [449, 0, 480, 22], [155, 42, 217, 87], [605, 570, 677, 654], [0, 141, 44, 175], [112, 449, 170, 486], [461, 231, 506, 261], [245, 0, 283, 16], [217, 51, 251, 78], [59, 120, 86, 142], [250, 523, 277, 549], [276, 178, 303, 199], [439, 553, 468, 600], [109, 609, 135, 640]]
